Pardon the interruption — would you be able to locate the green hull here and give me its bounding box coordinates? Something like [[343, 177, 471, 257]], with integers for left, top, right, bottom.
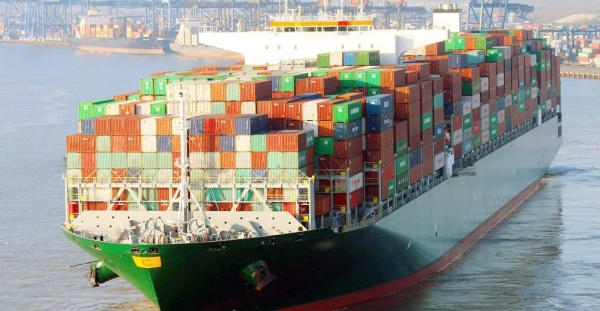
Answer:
[[63, 115, 562, 310]]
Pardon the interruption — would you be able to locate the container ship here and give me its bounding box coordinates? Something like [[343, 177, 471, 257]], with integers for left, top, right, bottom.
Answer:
[[62, 3, 562, 310], [67, 10, 170, 54]]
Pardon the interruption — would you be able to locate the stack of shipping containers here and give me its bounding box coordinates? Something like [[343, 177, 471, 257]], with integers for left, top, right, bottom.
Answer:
[[66, 29, 561, 226]]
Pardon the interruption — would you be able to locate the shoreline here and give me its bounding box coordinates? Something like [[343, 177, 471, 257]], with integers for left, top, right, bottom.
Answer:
[[559, 64, 600, 79]]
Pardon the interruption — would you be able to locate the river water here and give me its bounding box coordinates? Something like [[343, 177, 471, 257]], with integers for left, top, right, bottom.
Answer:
[[0, 44, 598, 310]]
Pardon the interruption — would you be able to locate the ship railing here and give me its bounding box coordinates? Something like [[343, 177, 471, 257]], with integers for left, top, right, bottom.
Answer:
[[271, 13, 372, 23]]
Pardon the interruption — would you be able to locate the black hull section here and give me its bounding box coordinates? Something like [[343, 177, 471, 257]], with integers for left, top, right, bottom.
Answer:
[[67, 36, 170, 54]]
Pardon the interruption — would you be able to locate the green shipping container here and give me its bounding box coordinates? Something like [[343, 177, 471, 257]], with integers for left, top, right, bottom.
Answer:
[[280, 73, 309, 92], [267, 152, 283, 169], [473, 133, 482, 148], [462, 81, 481, 96], [395, 138, 409, 156], [333, 100, 362, 123], [454, 37, 466, 50], [211, 102, 226, 114], [236, 188, 253, 201], [490, 124, 498, 140], [157, 152, 172, 169], [317, 53, 330, 68], [282, 150, 307, 168], [311, 70, 329, 77], [142, 153, 157, 169], [97, 153, 112, 169], [475, 36, 493, 50], [463, 139, 473, 154], [512, 92, 518, 103], [518, 101, 526, 113], [463, 113, 472, 129], [112, 152, 127, 168], [395, 154, 409, 175], [236, 169, 252, 183], [252, 75, 269, 81], [387, 180, 395, 197], [317, 137, 334, 155], [421, 111, 433, 130], [140, 78, 154, 95], [356, 51, 380, 66], [340, 71, 355, 88], [490, 113, 498, 127], [396, 171, 409, 191], [66, 153, 81, 169], [368, 88, 381, 96], [78, 98, 113, 120], [93, 103, 108, 118], [251, 134, 267, 152], [153, 77, 169, 95], [467, 50, 485, 64], [127, 153, 142, 168], [433, 93, 444, 110], [96, 169, 111, 182], [367, 70, 381, 88], [532, 108, 538, 119], [141, 169, 158, 182], [269, 202, 283, 212], [150, 102, 167, 115], [486, 48, 504, 62], [518, 89, 526, 102], [445, 38, 455, 51], [525, 87, 531, 100], [189, 169, 205, 183], [353, 70, 368, 88], [531, 76, 538, 87], [127, 93, 141, 100], [96, 136, 111, 152]]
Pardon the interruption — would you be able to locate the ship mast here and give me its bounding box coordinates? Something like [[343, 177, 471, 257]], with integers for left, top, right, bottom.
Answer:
[[176, 92, 189, 234]]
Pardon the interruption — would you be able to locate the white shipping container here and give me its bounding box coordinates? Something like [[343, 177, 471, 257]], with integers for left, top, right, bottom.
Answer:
[[546, 99, 552, 111], [434, 152, 445, 171], [481, 103, 490, 118], [241, 101, 257, 114], [66, 169, 82, 180], [330, 51, 344, 66], [498, 109, 505, 123], [235, 135, 252, 152], [141, 135, 157, 152], [141, 116, 159, 136], [135, 103, 151, 115], [480, 77, 489, 92], [482, 117, 490, 130], [195, 82, 213, 102], [157, 169, 172, 182], [302, 120, 319, 138], [219, 169, 235, 184], [504, 94, 513, 107], [205, 169, 220, 183], [171, 118, 190, 135], [106, 103, 121, 115], [197, 101, 212, 115], [453, 129, 463, 146], [283, 188, 297, 201], [482, 129, 490, 144], [530, 54, 537, 66], [188, 152, 203, 168], [302, 99, 327, 121], [497, 73, 505, 86], [461, 99, 472, 115], [236, 152, 252, 168], [205, 152, 221, 169], [531, 87, 538, 99], [81, 187, 111, 201]]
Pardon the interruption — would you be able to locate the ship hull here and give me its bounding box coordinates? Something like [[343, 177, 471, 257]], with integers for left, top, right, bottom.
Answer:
[[168, 43, 243, 59], [67, 37, 171, 54], [63, 116, 562, 310]]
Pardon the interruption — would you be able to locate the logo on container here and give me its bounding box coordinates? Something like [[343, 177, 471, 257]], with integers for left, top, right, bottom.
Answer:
[[350, 107, 359, 115]]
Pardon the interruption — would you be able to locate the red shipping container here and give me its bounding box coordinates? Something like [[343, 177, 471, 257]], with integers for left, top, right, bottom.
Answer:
[[240, 80, 272, 101], [86, 202, 107, 211], [318, 121, 334, 137], [125, 116, 142, 136], [366, 129, 394, 150], [157, 116, 176, 136], [272, 92, 295, 98], [498, 121, 506, 135], [218, 116, 237, 135], [452, 115, 463, 130], [280, 131, 307, 151], [441, 72, 462, 89], [449, 67, 480, 83], [365, 146, 395, 165], [434, 138, 445, 154], [407, 63, 431, 80], [422, 127, 433, 144], [381, 68, 406, 88], [479, 62, 497, 77], [422, 159, 434, 176], [68, 202, 79, 215], [336, 92, 363, 100], [395, 84, 421, 104], [472, 120, 481, 135], [453, 143, 463, 159], [257, 99, 293, 118], [81, 152, 97, 168], [95, 116, 111, 135], [365, 184, 389, 202], [111, 135, 127, 152], [333, 188, 364, 211], [410, 164, 422, 184], [405, 70, 419, 85], [334, 136, 363, 158], [422, 140, 434, 161], [295, 76, 337, 96], [425, 42, 446, 57], [119, 103, 136, 116], [192, 135, 219, 152], [419, 80, 433, 99], [394, 120, 408, 140], [408, 133, 421, 151], [422, 58, 449, 74], [305, 163, 315, 177], [313, 195, 332, 215], [225, 101, 242, 114], [433, 108, 444, 124], [66, 134, 96, 153], [171, 135, 181, 153], [286, 101, 304, 120], [330, 154, 364, 176], [472, 107, 481, 121], [408, 116, 421, 137], [268, 118, 286, 131], [285, 119, 303, 130], [210, 82, 227, 101], [442, 88, 462, 104], [430, 77, 444, 94], [421, 96, 433, 113], [395, 100, 421, 120]]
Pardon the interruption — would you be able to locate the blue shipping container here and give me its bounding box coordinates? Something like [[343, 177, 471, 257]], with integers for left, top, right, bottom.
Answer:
[[220, 135, 235, 152], [366, 112, 394, 133], [409, 147, 422, 168], [497, 96, 505, 111], [252, 169, 267, 181], [443, 102, 463, 116], [433, 122, 445, 140], [269, 74, 280, 92], [333, 119, 363, 141], [80, 118, 96, 135], [298, 93, 322, 99], [188, 115, 211, 135], [156, 135, 172, 152], [366, 94, 394, 115], [449, 53, 469, 69], [343, 51, 356, 66], [235, 114, 269, 135]]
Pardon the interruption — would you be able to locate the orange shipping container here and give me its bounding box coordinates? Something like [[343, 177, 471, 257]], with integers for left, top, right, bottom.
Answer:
[[210, 82, 227, 101], [171, 135, 181, 152], [225, 101, 242, 114], [381, 68, 406, 88], [111, 135, 127, 152], [286, 101, 304, 120], [81, 152, 97, 168], [110, 116, 129, 136], [220, 152, 236, 169], [251, 152, 267, 169], [218, 116, 237, 135], [240, 80, 272, 101], [95, 116, 112, 135], [126, 136, 141, 152], [111, 168, 128, 183], [125, 116, 142, 136], [318, 121, 334, 137], [395, 84, 421, 104], [280, 132, 307, 151], [119, 103, 137, 116], [406, 63, 431, 80], [317, 99, 345, 120], [156, 116, 176, 135]]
